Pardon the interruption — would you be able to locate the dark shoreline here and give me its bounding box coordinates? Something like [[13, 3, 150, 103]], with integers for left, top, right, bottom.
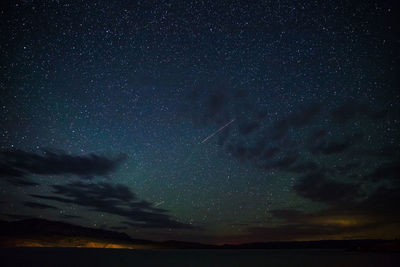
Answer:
[[1, 247, 400, 267], [2, 240, 400, 252]]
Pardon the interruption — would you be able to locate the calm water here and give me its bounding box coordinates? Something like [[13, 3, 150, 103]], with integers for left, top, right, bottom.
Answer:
[[1, 248, 399, 267]]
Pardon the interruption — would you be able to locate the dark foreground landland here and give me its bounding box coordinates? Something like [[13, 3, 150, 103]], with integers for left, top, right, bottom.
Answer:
[[1, 219, 400, 267], [1, 247, 400, 267]]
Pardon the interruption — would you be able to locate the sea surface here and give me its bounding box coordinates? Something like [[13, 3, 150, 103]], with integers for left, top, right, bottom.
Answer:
[[1, 248, 399, 267]]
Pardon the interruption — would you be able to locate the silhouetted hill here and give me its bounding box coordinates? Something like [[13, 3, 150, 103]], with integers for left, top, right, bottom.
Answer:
[[0, 219, 158, 248], [0, 219, 211, 249]]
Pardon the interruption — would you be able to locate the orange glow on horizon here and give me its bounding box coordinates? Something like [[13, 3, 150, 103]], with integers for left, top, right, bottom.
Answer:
[[313, 217, 360, 227], [3, 238, 158, 250]]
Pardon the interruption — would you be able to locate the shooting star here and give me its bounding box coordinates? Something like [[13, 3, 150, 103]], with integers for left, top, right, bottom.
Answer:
[[200, 118, 236, 144], [154, 201, 165, 207]]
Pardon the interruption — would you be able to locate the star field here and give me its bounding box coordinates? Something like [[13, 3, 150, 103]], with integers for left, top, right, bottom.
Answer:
[[0, 0, 399, 243]]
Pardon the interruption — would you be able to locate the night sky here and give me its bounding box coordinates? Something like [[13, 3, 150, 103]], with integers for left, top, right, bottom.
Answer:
[[0, 0, 399, 244]]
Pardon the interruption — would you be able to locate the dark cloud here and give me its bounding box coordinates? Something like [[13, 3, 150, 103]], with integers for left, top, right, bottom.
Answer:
[[356, 186, 400, 221], [0, 163, 25, 178], [227, 143, 248, 160], [0, 149, 126, 179], [245, 224, 348, 241], [22, 201, 58, 210], [264, 154, 298, 170], [269, 185, 400, 235], [31, 181, 195, 229], [188, 96, 392, 214], [331, 101, 388, 124], [287, 161, 319, 173], [354, 145, 400, 161], [227, 141, 302, 173], [366, 161, 400, 182], [309, 129, 328, 141], [259, 174, 400, 241], [239, 121, 260, 136], [293, 172, 360, 205], [311, 140, 350, 154], [245, 193, 398, 242], [271, 104, 321, 140], [189, 86, 371, 183], [242, 208, 382, 241], [372, 146, 400, 159], [309, 134, 362, 155], [331, 102, 368, 123], [244, 141, 266, 160], [214, 103, 327, 178], [331, 163, 360, 175], [1, 214, 32, 220], [6, 178, 40, 187], [59, 214, 83, 220], [242, 209, 397, 242], [261, 147, 280, 160]]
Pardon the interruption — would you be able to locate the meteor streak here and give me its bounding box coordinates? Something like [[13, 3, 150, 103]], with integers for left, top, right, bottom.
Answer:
[[154, 201, 165, 207], [200, 118, 236, 144]]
